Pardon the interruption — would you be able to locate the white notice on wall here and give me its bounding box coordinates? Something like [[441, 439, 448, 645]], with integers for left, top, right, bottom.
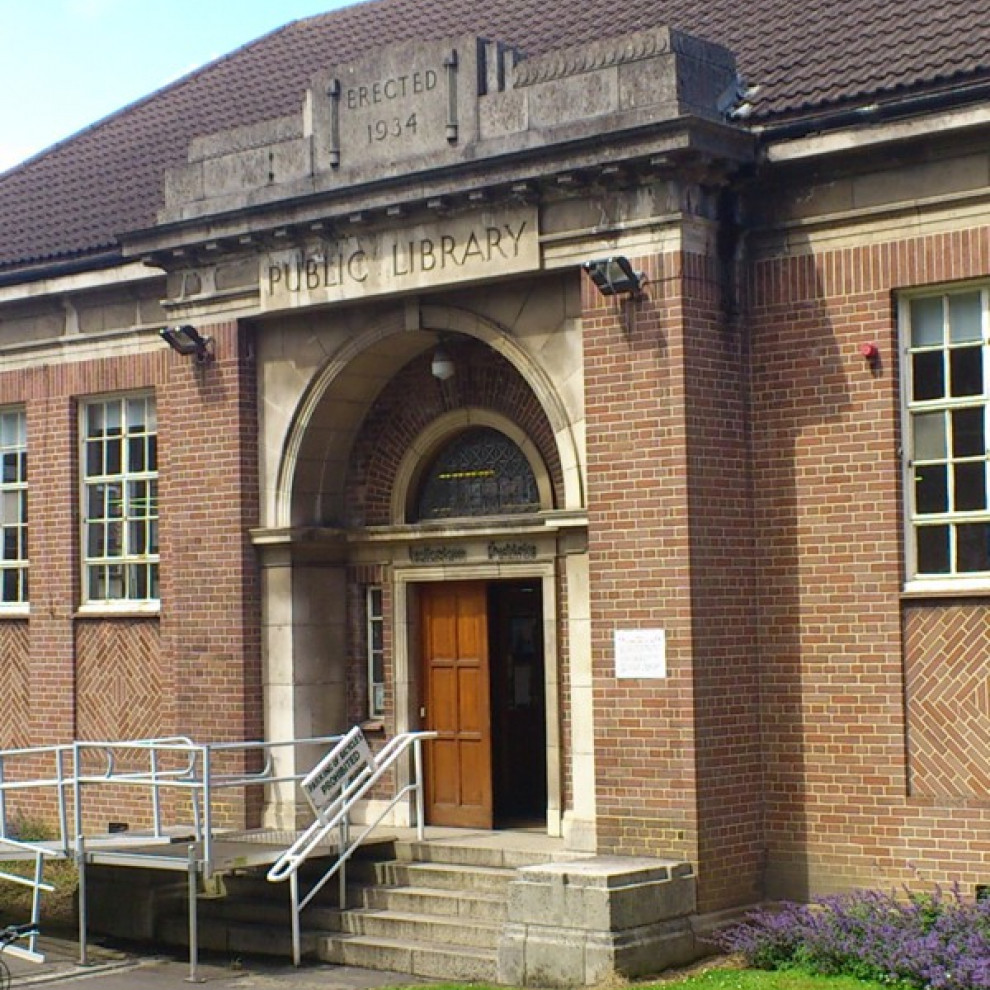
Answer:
[[614, 628, 667, 679]]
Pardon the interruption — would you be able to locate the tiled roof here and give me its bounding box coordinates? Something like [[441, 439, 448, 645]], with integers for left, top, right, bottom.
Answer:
[[3, 0, 990, 271]]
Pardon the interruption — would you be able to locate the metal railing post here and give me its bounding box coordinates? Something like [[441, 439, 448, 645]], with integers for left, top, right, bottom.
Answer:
[[290, 871, 302, 966], [150, 745, 163, 838], [200, 746, 212, 870], [186, 843, 203, 983], [414, 736, 426, 841], [76, 834, 88, 967]]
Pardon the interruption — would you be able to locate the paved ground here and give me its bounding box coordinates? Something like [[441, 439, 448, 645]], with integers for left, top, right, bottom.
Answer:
[[4, 935, 428, 989]]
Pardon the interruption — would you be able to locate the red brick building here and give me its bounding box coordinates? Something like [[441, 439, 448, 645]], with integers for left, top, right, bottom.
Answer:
[[1, 0, 989, 932]]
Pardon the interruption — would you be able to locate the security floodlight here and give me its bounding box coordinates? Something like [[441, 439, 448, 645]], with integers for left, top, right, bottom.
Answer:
[[159, 325, 214, 363], [582, 257, 645, 297]]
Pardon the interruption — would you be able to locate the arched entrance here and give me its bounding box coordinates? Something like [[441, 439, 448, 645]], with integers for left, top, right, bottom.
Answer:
[[257, 303, 588, 839]]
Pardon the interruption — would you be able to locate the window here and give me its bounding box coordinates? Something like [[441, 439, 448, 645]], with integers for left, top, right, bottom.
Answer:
[[903, 288, 990, 584], [82, 395, 158, 604], [0, 409, 27, 605], [367, 586, 385, 718], [414, 427, 540, 521]]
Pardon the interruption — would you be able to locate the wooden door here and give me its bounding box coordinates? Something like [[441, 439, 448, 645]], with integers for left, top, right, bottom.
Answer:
[[420, 582, 492, 827]]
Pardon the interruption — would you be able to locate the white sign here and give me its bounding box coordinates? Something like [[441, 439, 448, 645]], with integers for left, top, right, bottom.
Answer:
[[615, 628, 667, 679], [302, 726, 374, 816]]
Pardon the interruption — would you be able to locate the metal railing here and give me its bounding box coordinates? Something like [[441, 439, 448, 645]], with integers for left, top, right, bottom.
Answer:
[[0, 837, 55, 963], [267, 730, 436, 966], [0, 731, 436, 977]]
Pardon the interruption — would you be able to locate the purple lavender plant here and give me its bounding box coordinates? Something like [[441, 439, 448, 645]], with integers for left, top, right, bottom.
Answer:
[[712, 883, 990, 989]]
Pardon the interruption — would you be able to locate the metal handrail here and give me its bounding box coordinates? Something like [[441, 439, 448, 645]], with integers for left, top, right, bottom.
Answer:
[[267, 730, 436, 966], [0, 837, 57, 963]]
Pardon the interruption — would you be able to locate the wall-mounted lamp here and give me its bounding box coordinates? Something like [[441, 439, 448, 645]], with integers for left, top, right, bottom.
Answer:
[[582, 256, 646, 297], [430, 342, 455, 381], [159, 325, 214, 364]]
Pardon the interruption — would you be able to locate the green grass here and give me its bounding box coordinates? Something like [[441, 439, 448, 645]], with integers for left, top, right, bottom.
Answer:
[[636, 971, 895, 989], [395, 973, 894, 990]]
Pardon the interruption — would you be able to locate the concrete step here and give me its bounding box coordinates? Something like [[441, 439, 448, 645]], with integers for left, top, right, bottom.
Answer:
[[158, 914, 320, 959], [377, 859, 515, 894], [337, 907, 501, 948], [394, 839, 554, 869], [318, 932, 498, 981], [363, 883, 508, 921]]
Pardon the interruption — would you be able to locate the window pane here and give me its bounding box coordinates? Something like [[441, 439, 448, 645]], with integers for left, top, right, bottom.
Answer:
[[949, 292, 983, 343], [912, 351, 945, 401], [915, 465, 947, 514], [952, 407, 984, 457], [911, 296, 944, 347], [105, 402, 122, 434], [129, 520, 146, 555], [86, 404, 104, 438], [1, 570, 17, 602], [957, 523, 990, 572], [917, 525, 950, 573], [87, 525, 104, 557], [955, 463, 987, 511], [126, 399, 147, 431], [913, 411, 946, 460], [89, 567, 105, 600], [105, 437, 122, 475], [2, 452, 17, 483], [106, 521, 123, 556], [129, 437, 146, 473], [86, 440, 103, 477], [950, 345, 983, 397]]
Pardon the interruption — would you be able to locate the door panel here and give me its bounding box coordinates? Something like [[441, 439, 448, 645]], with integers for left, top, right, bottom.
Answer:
[[421, 582, 492, 827]]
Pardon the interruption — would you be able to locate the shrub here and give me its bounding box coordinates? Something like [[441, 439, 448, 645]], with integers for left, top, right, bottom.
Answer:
[[713, 885, 990, 990]]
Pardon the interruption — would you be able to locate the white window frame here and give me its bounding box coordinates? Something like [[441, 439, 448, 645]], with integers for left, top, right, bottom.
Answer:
[[900, 284, 990, 592], [0, 408, 28, 610], [79, 394, 159, 611], [367, 586, 385, 719]]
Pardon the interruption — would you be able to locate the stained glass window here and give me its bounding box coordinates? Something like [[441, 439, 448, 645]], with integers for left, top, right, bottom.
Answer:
[[415, 428, 540, 520]]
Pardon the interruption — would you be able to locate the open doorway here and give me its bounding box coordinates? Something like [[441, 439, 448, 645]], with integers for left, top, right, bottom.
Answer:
[[488, 580, 546, 826], [419, 578, 547, 828]]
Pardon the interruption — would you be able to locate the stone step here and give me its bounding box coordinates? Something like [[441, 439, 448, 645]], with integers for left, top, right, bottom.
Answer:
[[393, 838, 560, 869], [157, 914, 319, 959], [318, 932, 498, 982], [377, 859, 516, 894], [363, 883, 508, 921], [337, 907, 501, 948]]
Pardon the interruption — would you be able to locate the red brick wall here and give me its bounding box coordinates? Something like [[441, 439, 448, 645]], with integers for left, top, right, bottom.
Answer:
[[682, 251, 762, 911], [584, 247, 762, 912], [0, 622, 29, 749], [158, 320, 262, 825], [904, 601, 990, 801], [751, 227, 990, 898], [584, 251, 700, 865], [0, 320, 261, 831]]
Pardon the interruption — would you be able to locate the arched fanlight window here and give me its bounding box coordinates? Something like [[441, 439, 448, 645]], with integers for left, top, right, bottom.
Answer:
[[414, 427, 541, 521]]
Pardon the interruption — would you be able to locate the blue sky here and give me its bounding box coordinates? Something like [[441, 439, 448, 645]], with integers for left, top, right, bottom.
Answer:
[[0, 0, 353, 172]]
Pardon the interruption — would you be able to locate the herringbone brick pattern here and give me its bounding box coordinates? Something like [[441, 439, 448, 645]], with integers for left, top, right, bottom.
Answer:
[[904, 604, 990, 799], [0, 622, 30, 748], [76, 621, 164, 741]]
